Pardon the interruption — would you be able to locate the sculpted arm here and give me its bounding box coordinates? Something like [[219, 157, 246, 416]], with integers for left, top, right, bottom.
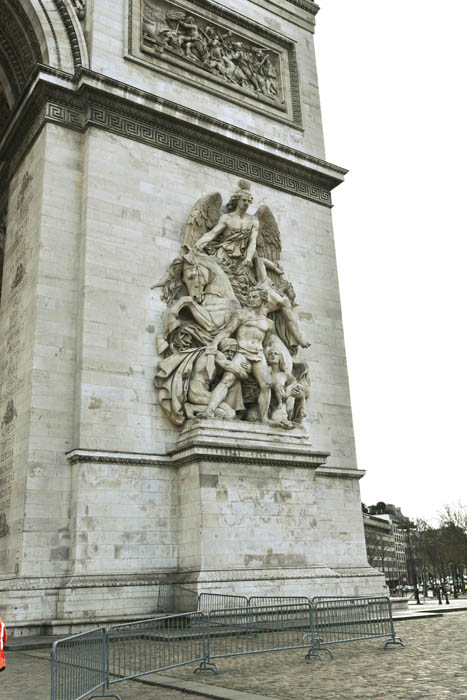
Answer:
[[215, 350, 250, 380], [208, 312, 243, 352], [244, 216, 259, 266], [170, 296, 214, 331], [194, 215, 228, 251]]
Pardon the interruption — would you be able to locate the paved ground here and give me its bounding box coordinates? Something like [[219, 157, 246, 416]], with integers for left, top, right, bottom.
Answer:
[[2, 610, 467, 699], [1, 650, 210, 700]]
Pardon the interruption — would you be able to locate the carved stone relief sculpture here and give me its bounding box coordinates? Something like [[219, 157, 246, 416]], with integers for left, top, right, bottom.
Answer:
[[154, 181, 311, 429], [71, 0, 86, 21], [142, 1, 283, 105]]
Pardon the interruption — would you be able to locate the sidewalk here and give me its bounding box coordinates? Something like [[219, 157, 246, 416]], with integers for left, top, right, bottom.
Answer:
[[393, 595, 467, 620], [1, 610, 466, 700]]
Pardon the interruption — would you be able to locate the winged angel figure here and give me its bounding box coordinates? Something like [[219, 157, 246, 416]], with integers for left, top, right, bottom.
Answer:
[[154, 180, 310, 427]]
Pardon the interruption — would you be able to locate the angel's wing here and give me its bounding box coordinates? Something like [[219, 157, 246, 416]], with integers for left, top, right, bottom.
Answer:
[[182, 192, 222, 252], [255, 205, 281, 263]]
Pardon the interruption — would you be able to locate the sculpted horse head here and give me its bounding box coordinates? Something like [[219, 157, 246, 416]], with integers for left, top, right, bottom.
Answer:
[[182, 252, 238, 303]]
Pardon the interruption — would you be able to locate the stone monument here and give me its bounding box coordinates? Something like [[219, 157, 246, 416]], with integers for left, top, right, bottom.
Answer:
[[0, 0, 385, 635]]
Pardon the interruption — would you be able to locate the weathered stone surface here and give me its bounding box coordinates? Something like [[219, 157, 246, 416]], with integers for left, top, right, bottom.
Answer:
[[0, 0, 384, 629]]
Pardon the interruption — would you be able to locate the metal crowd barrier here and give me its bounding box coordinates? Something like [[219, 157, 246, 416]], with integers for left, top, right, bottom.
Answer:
[[107, 612, 206, 685], [51, 595, 405, 698], [249, 596, 310, 608], [199, 603, 314, 673], [50, 628, 120, 700], [198, 592, 248, 613], [308, 595, 404, 659]]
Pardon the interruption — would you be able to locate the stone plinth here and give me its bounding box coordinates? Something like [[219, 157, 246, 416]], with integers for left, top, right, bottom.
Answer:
[[169, 420, 385, 597]]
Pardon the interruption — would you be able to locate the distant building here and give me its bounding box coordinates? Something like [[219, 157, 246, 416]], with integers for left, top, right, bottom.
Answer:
[[363, 504, 414, 589]]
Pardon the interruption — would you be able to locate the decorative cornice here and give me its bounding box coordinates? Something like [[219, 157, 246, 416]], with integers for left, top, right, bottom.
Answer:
[[315, 467, 366, 480], [66, 448, 172, 467], [290, 0, 320, 13], [0, 66, 346, 207], [0, 571, 171, 592], [247, 0, 319, 32], [65, 444, 329, 469], [169, 443, 329, 468]]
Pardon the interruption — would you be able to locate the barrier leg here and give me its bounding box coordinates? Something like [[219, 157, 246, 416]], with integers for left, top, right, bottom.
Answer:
[[194, 660, 219, 674], [303, 633, 332, 661], [384, 636, 404, 649]]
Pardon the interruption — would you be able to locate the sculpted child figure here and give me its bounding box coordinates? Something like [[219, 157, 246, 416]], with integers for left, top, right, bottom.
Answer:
[[266, 347, 306, 428]]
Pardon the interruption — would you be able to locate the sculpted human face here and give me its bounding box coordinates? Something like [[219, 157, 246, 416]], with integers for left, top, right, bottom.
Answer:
[[183, 265, 207, 302], [267, 349, 281, 365], [248, 290, 262, 308], [237, 193, 251, 214]]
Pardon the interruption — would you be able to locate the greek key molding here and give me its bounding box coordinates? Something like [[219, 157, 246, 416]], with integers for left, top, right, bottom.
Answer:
[[0, 67, 346, 208], [87, 102, 331, 203]]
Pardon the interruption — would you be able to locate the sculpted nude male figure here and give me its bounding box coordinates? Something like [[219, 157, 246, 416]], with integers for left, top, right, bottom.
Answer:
[[205, 287, 274, 423]]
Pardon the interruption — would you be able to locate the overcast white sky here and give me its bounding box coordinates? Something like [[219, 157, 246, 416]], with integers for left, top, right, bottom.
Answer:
[[313, 2, 467, 524]]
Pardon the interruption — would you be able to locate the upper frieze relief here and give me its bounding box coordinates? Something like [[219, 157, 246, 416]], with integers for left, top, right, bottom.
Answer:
[[128, 0, 302, 127]]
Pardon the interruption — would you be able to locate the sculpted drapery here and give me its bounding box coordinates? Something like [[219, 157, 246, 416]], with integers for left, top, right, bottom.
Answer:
[[154, 181, 310, 429]]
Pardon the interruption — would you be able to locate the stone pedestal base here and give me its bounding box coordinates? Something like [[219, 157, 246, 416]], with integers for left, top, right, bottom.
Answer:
[[2, 420, 386, 635], [170, 419, 386, 599]]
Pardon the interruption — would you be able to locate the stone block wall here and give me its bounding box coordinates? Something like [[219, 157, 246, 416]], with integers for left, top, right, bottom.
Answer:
[[0, 0, 384, 629], [84, 0, 325, 158]]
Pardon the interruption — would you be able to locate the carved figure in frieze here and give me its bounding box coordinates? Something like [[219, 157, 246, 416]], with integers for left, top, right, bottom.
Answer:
[[204, 287, 274, 423], [154, 180, 311, 430], [173, 13, 207, 62], [71, 0, 86, 21], [186, 338, 250, 419], [189, 181, 258, 305], [266, 349, 309, 428], [154, 252, 240, 354], [141, 3, 282, 104], [254, 249, 310, 355]]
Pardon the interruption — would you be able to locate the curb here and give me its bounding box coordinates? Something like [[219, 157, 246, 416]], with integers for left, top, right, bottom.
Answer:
[[132, 672, 283, 700]]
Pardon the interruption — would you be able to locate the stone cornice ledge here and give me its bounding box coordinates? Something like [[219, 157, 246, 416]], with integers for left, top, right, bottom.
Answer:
[[247, 0, 319, 32], [315, 466, 366, 480], [66, 449, 172, 466], [0, 571, 175, 591], [168, 442, 329, 468], [66, 445, 330, 469], [0, 65, 347, 208]]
